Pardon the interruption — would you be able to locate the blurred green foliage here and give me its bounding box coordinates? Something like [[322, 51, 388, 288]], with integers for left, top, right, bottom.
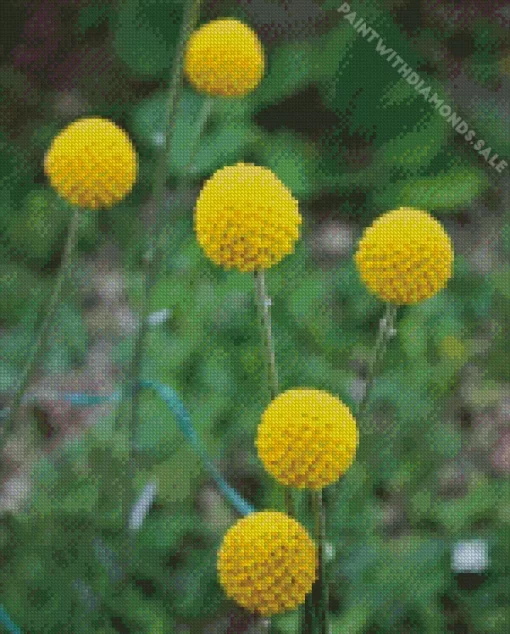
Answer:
[[0, 0, 509, 632]]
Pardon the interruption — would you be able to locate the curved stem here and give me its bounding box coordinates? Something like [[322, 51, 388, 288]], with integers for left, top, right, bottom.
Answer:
[[1, 207, 81, 443], [121, 0, 203, 525], [357, 303, 398, 426], [253, 270, 295, 518]]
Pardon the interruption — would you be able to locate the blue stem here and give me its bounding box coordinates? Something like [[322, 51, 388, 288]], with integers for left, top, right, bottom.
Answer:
[[0, 605, 22, 634], [62, 381, 255, 517]]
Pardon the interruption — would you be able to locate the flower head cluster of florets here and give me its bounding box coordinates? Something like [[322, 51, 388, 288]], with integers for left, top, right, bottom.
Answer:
[[194, 162, 302, 272], [184, 18, 265, 97], [256, 388, 359, 489], [217, 511, 317, 616], [44, 117, 137, 210], [355, 207, 454, 305]]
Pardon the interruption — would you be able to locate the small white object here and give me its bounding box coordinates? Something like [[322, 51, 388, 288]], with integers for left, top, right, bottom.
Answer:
[[147, 308, 172, 326], [325, 542, 335, 562], [380, 317, 397, 338], [264, 297, 272, 309], [152, 131, 165, 147], [351, 378, 366, 402], [452, 539, 489, 573], [128, 480, 157, 531]]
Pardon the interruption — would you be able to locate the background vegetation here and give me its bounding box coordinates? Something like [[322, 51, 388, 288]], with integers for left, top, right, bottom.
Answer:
[[0, 0, 509, 632]]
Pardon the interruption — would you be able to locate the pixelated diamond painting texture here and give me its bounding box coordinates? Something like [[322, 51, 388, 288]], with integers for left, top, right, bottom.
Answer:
[[0, 0, 509, 632]]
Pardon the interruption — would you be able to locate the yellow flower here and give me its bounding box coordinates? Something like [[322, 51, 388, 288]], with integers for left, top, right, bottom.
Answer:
[[256, 389, 359, 489], [184, 18, 265, 97], [217, 511, 317, 616], [44, 117, 137, 210], [355, 207, 454, 305], [194, 163, 301, 272]]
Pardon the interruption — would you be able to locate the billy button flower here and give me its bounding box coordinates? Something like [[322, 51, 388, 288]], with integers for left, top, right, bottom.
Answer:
[[44, 117, 138, 210], [217, 511, 317, 616], [194, 163, 302, 272], [184, 18, 265, 97], [256, 389, 359, 489], [355, 207, 454, 305], [3, 117, 138, 439]]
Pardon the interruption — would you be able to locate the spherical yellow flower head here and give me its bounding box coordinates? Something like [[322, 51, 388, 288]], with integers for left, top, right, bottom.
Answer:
[[217, 511, 317, 616], [256, 389, 359, 489], [184, 18, 265, 97], [194, 163, 301, 272], [44, 117, 137, 210], [355, 207, 454, 305]]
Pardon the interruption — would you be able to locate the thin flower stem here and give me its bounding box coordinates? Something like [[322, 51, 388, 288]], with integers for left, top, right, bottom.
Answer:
[[1, 207, 81, 443], [253, 270, 295, 518], [143, 95, 213, 286], [184, 95, 213, 176], [308, 306, 398, 633], [302, 594, 315, 634], [357, 303, 398, 426], [120, 0, 203, 525], [311, 489, 329, 634], [253, 270, 279, 399]]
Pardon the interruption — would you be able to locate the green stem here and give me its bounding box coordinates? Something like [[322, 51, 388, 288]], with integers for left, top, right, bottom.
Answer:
[[253, 270, 295, 518], [357, 303, 398, 427], [183, 95, 213, 176], [253, 270, 278, 398], [311, 489, 329, 634], [120, 0, 203, 524], [302, 491, 329, 634], [302, 593, 316, 634], [1, 207, 81, 443]]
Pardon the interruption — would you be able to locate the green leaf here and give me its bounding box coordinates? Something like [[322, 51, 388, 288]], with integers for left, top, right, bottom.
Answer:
[[113, 0, 183, 77], [192, 120, 256, 176], [150, 451, 201, 503], [425, 422, 462, 458], [434, 474, 497, 533], [44, 302, 89, 372], [135, 391, 179, 455], [4, 189, 69, 265], [0, 133, 33, 203], [132, 90, 198, 151], [77, 3, 110, 34], [138, 515, 192, 551], [288, 271, 328, 323], [257, 131, 318, 198], [374, 166, 489, 211], [132, 90, 256, 177], [325, 8, 425, 143], [255, 42, 314, 107], [0, 263, 42, 326], [312, 22, 360, 84], [492, 267, 510, 300], [470, 98, 510, 157], [372, 109, 449, 175]]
